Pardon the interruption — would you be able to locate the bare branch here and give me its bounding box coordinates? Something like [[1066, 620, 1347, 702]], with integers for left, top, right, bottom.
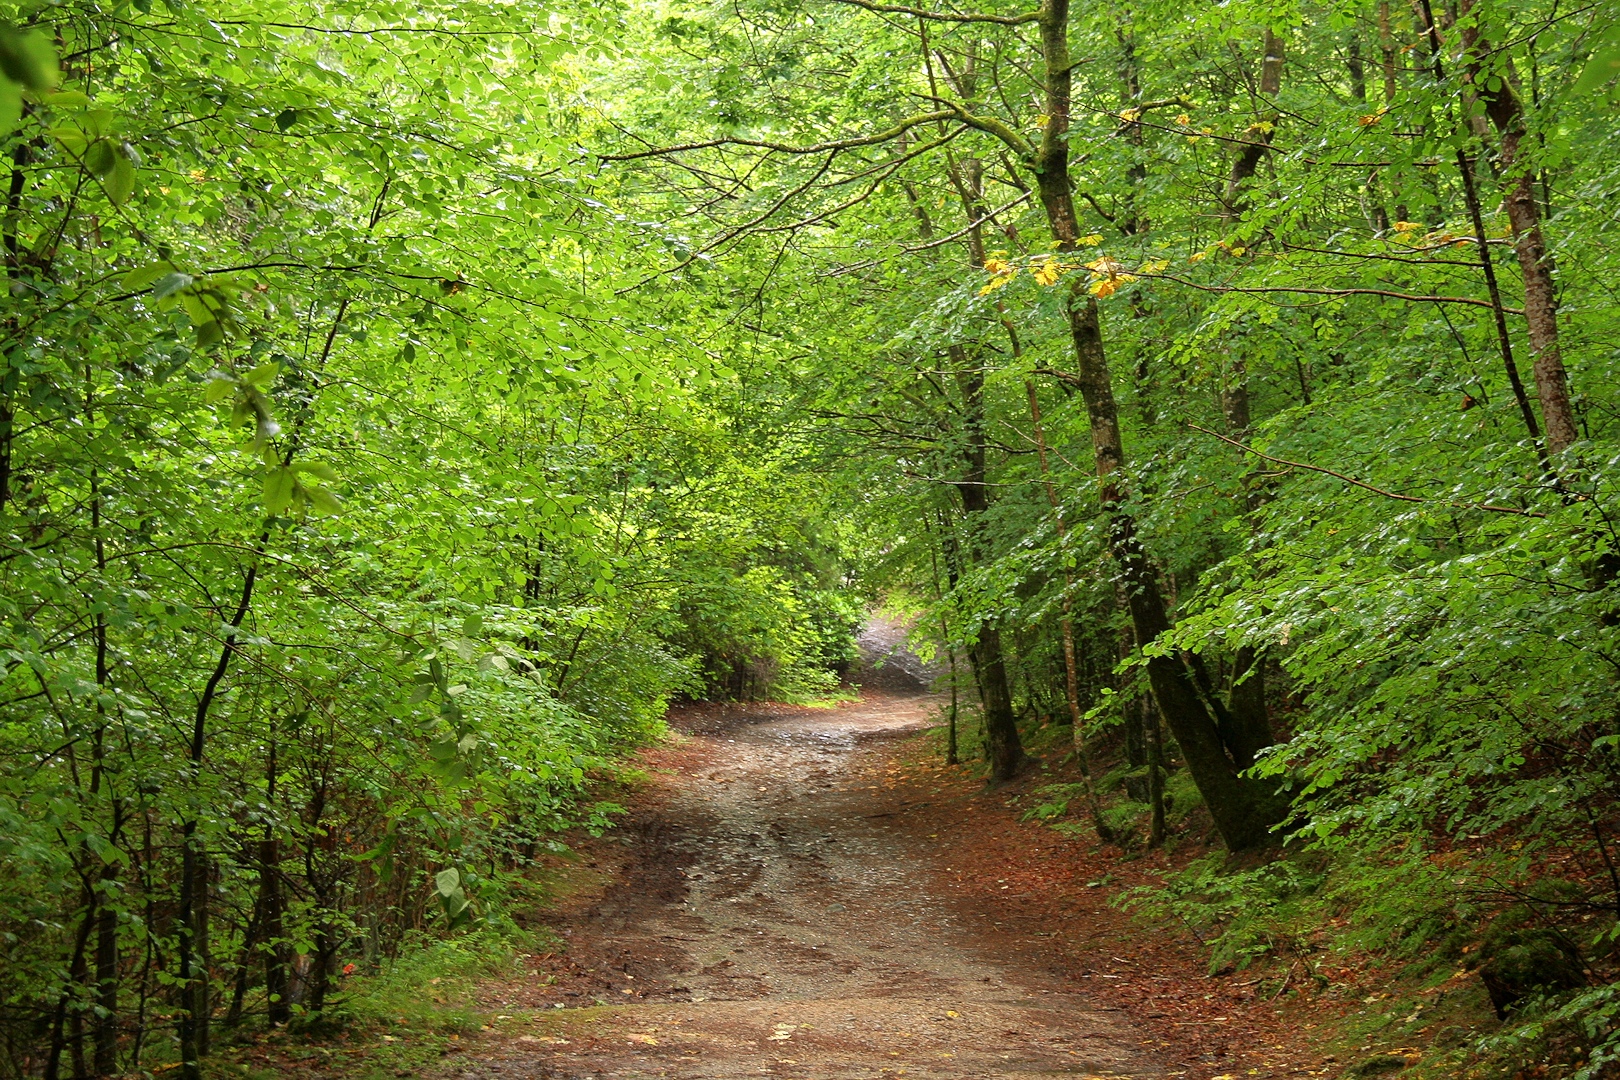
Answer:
[[1143, 270, 1525, 315], [1186, 424, 1547, 517], [824, 0, 1040, 25], [904, 191, 1033, 252], [597, 112, 958, 162]]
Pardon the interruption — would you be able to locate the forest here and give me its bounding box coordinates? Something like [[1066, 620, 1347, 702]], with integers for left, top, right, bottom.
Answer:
[[0, 0, 1617, 1075]]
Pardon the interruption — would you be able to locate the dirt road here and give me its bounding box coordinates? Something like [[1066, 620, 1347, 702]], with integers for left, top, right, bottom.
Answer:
[[481, 692, 1173, 1079]]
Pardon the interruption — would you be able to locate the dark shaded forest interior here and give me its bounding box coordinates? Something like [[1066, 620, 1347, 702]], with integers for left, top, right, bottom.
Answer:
[[2, 0, 1620, 1077]]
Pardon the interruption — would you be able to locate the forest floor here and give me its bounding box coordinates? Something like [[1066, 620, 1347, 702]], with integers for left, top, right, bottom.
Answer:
[[223, 679, 1506, 1080], [442, 688, 1355, 1080]]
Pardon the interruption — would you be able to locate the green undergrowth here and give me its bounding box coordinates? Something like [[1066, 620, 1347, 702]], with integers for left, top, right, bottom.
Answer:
[[789, 683, 864, 708], [1117, 843, 1468, 977], [334, 926, 546, 1032], [995, 720, 1620, 1079], [1116, 842, 1620, 1079], [205, 788, 635, 1080], [209, 927, 538, 1080]]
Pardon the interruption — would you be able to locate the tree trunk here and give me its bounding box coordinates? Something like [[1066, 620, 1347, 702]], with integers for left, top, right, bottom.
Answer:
[[1222, 30, 1284, 223], [1115, 15, 1147, 236], [1412, 0, 1546, 452], [1223, 648, 1271, 770], [1027, 0, 1283, 850], [1348, 28, 1366, 102], [45, 905, 97, 1080], [93, 872, 119, 1077], [1218, 29, 1284, 462], [1144, 693, 1167, 848], [262, 738, 290, 1027], [968, 621, 1023, 783], [180, 524, 265, 1076], [1459, 0, 1577, 453], [927, 526, 961, 766], [951, 349, 1027, 784], [1379, 2, 1410, 225], [1025, 379, 1106, 833]]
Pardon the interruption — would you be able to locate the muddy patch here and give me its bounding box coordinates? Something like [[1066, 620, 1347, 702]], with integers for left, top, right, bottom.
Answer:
[[475, 692, 1169, 1079]]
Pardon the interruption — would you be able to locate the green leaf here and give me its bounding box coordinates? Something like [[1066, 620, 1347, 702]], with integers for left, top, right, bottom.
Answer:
[[48, 125, 87, 154], [433, 867, 461, 897], [305, 487, 343, 516], [292, 460, 338, 482], [85, 139, 116, 178], [241, 361, 280, 390], [105, 150, 135, 206], [0, 28, 58, 92], [263, 466, 296, 514], [150, 270, 193, 299], [194, 317, 225, 347], [123, 261, 177, 291], [275, 107, 299, 131], [0, 81, 19, 133], [1573, 43, 1620, 95], [82, 108, 114, 139], [203, 371, 236, 403]]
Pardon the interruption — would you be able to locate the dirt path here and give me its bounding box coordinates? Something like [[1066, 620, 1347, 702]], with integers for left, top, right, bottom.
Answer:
[[478, 692, 1176, 1079]]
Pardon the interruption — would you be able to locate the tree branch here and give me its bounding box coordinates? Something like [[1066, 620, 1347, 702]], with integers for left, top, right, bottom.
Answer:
[[1186, 423, 1546, 517], [598, 112, 959, 161], [1144, 270, 1525, 315], [824, 0, 1040, 25]]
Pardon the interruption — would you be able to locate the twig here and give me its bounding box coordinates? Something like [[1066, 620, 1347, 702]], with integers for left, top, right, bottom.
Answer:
[[823, 0, 1040, 26], [1186, 423, 1547, 518], [1144, 271, 1524, 315]]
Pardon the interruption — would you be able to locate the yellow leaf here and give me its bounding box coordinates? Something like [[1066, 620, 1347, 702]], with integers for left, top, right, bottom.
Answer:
[[627, 1033, 659, 1046], [1189, 250, 1208, 263], [1175, 112, 1190, 126], [977, 278, 1007, 296], [1393, 220, 1423, 233], [1090, 278, 1120, 298], [1032, 259, 1061, 286], [978, 267, 1017, 295], [1120, 107, 1141, 122], [1138, 258, 1170, 274], [945, 1010, 959, 1018], [1078, 233, 1104, 246]]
